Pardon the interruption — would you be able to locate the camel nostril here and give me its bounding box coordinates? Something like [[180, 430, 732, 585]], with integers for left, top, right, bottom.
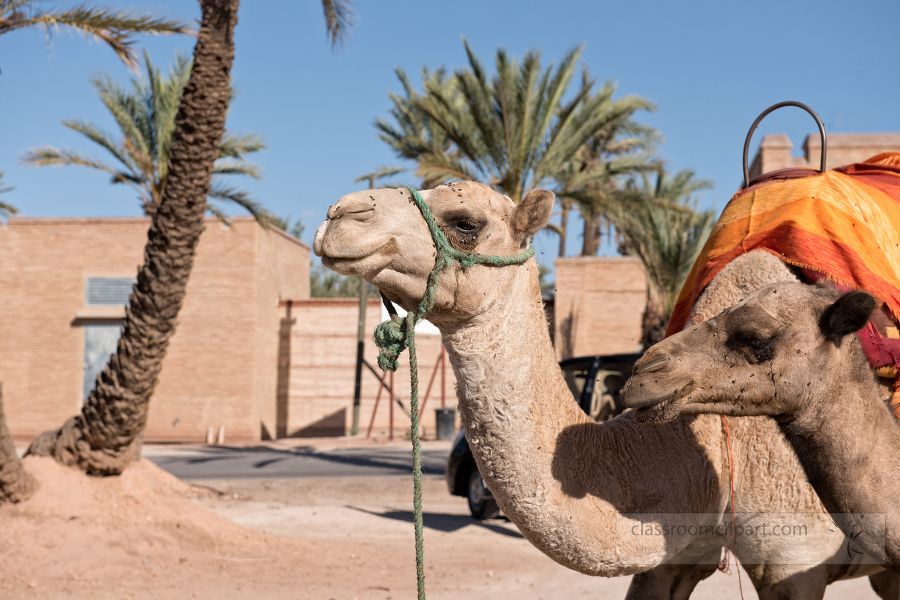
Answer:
[[328, 199, 376, 221], [634, 353, 671, 376]]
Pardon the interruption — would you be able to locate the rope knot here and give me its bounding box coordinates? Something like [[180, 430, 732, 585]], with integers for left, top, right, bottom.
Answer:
[[459, 253, 477, 270], [374, 316, 409, 372]]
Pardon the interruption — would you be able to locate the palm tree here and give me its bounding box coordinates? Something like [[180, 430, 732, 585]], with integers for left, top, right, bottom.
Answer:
[[0, 385, 35, 503], [375, 67, 459, 190], [0, 0, 191, 70], [26, 0, 244, 475], [26, 0, 355, 476], [553, 104, 661, 256], [0, 1, 188, 495], [611, 169, 714, 348], [417, 41, 606, 203], [374, 41, 659, 256], [564, 92, 662, 256], [0, 172, 16, 221], [22, 51, 266, 224]]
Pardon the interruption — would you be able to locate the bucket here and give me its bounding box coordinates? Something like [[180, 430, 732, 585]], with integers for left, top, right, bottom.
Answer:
[[434, 407, 456, 440]]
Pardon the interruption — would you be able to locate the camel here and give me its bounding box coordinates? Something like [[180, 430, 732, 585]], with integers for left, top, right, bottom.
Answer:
[[313, 181, 889, 599], [623, 282, 900, 577]]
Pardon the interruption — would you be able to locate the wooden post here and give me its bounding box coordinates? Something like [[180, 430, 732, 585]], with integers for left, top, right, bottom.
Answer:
[[440, 347, 446, 408], [351, 276, 366, 435], [389, 372, 395, 441], [366, 370, 388, 438]]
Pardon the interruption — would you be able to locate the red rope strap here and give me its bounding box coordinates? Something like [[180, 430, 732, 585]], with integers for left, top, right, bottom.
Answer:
[[721, 415, 744, 599]]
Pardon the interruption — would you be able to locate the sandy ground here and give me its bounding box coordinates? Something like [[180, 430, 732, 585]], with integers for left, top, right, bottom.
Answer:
[[0, 452, 880, 599]]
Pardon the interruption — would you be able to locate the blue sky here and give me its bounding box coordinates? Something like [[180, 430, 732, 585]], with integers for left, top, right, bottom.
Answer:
[[2, 0, 899, 265]]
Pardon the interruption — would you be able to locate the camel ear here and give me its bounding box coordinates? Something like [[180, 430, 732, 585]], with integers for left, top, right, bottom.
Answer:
[[819, 290, 875, 340], [511, 189, 554, 241]]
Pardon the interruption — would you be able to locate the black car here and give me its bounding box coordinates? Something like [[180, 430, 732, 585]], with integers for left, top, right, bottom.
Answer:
[[446, 353, 641, 519]]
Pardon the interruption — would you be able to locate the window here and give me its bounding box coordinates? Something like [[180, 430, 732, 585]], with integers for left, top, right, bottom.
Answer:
[[82, 277, 133, 401], [86, 277, 134, 306], [83, 322, 123, 401]]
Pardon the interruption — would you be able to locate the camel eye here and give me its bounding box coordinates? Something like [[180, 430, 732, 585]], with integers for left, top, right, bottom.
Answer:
[[442, 217, 483, 252], [723, 304, 783, 363], [747, 336, 778, 363], [726, 329, 779, 363]]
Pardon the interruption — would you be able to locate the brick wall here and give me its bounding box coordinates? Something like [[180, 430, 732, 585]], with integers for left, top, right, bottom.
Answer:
[[252, 226, 309, 440], [749, 132, 900, 179], [0, 216, 309, 442], [281, 299, 456, 438], [804, 133, 900, 171], [553, 257, 646, 360]]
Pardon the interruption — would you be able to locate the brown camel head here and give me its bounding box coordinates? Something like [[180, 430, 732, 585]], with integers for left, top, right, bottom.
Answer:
[[622, 282, 876, 423], [313, 182, 554, 325]]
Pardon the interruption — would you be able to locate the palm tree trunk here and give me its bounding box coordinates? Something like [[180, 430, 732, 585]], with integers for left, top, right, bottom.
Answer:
[[581, 213, 602, 256], [27, 0, 241, 475], [640, 285, 669, 350], [0, 385, 36, 503], [557, 200, 569, 257]]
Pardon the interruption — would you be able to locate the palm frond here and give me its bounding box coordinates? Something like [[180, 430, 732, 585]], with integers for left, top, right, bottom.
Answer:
[[204, 202, 232, 226], [148, 49, 190, 178], [266, 213, 305, 239], [320, 0, 355, 50], [22, 145, 131, 179], [0, 200, 17, 218], [0, 171, 17, 220], [416, 151, 479, 185], [218, 132, 266, 158], [354, 165, 406, 186], [0, 170, 14, 196], [207, 180, 267, 226], [60, 118, 131, 169], [1, 4, 192, 70], [89, 71, 152, 161], [213, 158, 262, 179], [24, 51, 267, 218], [610, 167, 716, 313], [21, 144, 150, 202]]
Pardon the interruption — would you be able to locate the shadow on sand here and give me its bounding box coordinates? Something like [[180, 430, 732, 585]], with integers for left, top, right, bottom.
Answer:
[[348, 506, 524, 539]]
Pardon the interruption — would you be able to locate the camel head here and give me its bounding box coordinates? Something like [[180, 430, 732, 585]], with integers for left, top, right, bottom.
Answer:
[[622, 282, 876, 423], [313, 181, 554, 325]]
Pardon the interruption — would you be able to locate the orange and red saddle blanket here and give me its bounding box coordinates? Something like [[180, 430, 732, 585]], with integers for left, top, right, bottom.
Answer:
[[666, 152, 900, 401]]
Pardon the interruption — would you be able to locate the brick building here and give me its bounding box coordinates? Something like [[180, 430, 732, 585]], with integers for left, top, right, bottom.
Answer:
[[278, 299, 454, 438], [0, 216, 309, 442], [749, 132, 900, 180], [553, 256, 647, 360]]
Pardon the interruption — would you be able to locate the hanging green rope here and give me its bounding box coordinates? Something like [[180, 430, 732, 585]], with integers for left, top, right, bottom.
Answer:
[[374, 187, 535, 600]]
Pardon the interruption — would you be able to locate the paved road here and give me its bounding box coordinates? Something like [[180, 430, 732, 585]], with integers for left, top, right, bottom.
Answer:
[[145, 443, 450, 480]]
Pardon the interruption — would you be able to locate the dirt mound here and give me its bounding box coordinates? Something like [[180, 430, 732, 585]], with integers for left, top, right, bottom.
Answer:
[[0, 456, 312, 599]]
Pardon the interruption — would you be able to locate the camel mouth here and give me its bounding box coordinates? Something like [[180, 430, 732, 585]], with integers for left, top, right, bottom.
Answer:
[[627, 381, 695, 425], [319, 239, 396, 277]]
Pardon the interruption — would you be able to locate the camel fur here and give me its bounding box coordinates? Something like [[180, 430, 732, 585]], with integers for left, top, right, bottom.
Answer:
[[624, 281, 900, 574], [314, 182, 890, 599]]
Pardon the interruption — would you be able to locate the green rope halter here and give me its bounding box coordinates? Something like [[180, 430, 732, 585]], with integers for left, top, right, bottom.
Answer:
[[373, 187, 535, 600]]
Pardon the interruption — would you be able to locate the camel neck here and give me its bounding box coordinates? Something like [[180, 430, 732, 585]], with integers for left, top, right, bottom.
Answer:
[[779, 351, 900, 571], [441, 263, 600, 570], [442, 262, 586, 471], [438, 262, 726, 575], [442, 263, 586, 449]]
